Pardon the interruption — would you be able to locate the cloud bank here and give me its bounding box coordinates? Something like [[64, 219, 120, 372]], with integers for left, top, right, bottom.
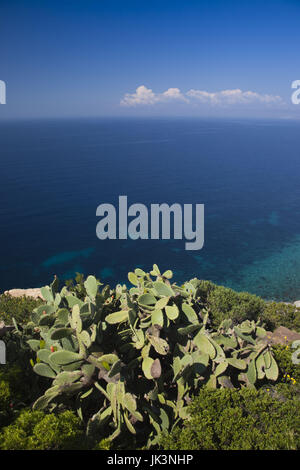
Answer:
[[121, 85, 283, 107]]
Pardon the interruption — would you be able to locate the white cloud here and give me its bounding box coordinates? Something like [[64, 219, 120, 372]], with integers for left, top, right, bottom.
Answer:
[[120, 85, 158, 106], [187, 88, 282, 105], [162, 87, 188, 101], [121, 85, 283, 107], [121, 85, 187, 106]]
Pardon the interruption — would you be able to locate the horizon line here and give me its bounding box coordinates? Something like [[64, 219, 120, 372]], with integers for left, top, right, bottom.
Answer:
[[0, 115, 300, 123]]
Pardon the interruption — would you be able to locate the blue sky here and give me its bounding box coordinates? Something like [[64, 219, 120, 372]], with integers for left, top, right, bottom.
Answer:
[[0, 0, 300, 119]]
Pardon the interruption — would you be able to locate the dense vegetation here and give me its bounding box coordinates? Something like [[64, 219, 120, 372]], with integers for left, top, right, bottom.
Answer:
[[0, 294, 43, 325], [0, 409, 87, 450], [0, 266, 299, 450], [160, 386, 300, 450]]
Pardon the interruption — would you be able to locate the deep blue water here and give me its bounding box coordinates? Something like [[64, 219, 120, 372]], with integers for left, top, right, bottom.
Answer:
[[1, 117, 300, 301]]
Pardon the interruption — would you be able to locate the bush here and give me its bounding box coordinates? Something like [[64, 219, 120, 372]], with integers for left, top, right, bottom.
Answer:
[[93, 438, 113, 450], [204, 284, 265, 328], [192, 280, 216, 303], [160, 387, 300, 450], [273, 344, 300, 384], [0, 409, 87, 450], [196, 280, 300, 332], [0, 326, 49, 412], [0, 294, 43, 325], [0, 365, 26, 426], [0, 364, 44, 427], [262, 302, 300, 332], [0, 380, 11, 426]]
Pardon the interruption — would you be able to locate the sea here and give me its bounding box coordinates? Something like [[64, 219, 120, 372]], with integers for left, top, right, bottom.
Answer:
[[1, 117, 300, 301]]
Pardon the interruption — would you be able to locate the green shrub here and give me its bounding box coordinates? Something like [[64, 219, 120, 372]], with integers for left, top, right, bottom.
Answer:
[[193, 280, 216, 303], [93, 438, 112, 450], [273, 343, 300, 384], [0, 294, 43, 325], [195, 281, 300, 332], [0, 365, 25, 426], [0, 380, 10, 411], [0, 328, 48, 410], [0, 364, 34, 402], [205, 285, 265, 328], [0, 380, 11, 426], [0, 409, 87, 450], [0, 364, 43, 427], [160, 387, 300, 450], [262, 302, 300, 332]]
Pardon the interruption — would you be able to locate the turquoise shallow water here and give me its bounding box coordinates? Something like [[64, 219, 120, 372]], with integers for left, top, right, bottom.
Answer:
[[225, 234, 300, 300], [1, 117, 300, 301]]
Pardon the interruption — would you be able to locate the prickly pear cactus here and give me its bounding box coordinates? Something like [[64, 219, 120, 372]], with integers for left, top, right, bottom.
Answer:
[[23, 266, 279, 447]]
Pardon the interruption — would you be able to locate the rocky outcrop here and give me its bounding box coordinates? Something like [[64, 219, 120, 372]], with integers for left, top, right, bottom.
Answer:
[[3, 288, 44, 300], [262, 326, 300, 346]]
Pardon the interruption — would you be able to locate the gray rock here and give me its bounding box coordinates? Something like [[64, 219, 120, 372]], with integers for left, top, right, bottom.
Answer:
[[2, 288, 44, 300], [261, 326, 300, 345]]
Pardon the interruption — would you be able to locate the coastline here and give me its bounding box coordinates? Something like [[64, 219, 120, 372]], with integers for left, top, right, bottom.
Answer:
[[3, 287, 300, 307]]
